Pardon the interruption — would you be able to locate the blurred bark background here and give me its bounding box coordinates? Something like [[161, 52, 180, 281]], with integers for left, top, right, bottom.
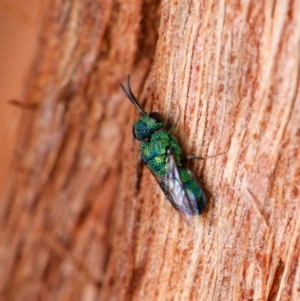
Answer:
[[0, 1, 299, 301], [0, 0, 41, 193]]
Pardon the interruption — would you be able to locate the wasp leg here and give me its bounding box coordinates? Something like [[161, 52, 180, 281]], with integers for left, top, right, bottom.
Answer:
[[168, 124, 177, 133], [180, 156, 207, 164], [185, 155, 205, 160], [181, 152, 226, 164]]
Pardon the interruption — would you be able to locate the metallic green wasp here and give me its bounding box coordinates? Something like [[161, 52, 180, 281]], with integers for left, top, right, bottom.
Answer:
[[120, 75, 207, 225]]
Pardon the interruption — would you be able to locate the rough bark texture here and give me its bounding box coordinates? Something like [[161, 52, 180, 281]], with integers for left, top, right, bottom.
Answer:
[[0, 1, 300, 301]]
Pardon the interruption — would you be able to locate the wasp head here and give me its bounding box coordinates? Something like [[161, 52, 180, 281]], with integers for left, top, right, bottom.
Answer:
[[133, 112, 165, 141], [120, 76, 165, 141]]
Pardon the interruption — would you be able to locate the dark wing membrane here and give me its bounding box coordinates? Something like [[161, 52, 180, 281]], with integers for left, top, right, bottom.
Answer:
[[151, 148, 198, 226]]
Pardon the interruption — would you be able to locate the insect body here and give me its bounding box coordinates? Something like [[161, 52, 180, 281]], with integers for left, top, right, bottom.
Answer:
[[120, 76, 207, 224]]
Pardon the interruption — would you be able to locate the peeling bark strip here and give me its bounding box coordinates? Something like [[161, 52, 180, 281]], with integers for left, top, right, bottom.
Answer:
[[0, 1, 299, 301]]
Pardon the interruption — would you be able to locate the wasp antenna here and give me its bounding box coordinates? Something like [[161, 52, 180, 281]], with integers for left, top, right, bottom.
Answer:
[[119, 83, 132, 101], [120, 75, 147, 115]]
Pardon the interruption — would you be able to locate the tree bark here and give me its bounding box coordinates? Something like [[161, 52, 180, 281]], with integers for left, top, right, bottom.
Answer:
[[0, 1, 300, 301]]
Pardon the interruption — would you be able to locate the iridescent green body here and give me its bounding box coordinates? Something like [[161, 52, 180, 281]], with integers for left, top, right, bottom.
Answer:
[[120, 76, 207, 222], [140, 131, 181, 177]]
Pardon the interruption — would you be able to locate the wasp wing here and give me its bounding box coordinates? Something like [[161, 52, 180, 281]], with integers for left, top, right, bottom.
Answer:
[[151, 148, 199, 226]]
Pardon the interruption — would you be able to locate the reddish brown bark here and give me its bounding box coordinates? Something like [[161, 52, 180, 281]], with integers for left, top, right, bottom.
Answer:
[[0, 1, 300, 301]]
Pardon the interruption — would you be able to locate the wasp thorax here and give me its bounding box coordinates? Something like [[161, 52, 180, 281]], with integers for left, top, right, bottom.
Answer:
[[133, 114, 165, 141]]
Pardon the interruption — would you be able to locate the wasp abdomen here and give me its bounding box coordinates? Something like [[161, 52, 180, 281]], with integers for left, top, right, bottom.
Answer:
[[178, 168, 207, 215]]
